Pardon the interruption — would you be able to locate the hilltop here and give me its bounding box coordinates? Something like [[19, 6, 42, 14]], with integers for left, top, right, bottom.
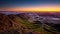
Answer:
[[0, 13, 60, 34]]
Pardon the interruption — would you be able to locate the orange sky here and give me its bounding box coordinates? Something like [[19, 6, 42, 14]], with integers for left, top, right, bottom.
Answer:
[[0, 5, 60, 12]]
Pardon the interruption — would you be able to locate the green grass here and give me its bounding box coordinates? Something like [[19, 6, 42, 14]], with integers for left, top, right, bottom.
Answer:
[[15, 17, 40, 29], [13, 17, 59, 34]]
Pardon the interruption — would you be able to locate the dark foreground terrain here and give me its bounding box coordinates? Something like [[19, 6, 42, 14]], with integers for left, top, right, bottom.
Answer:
[[0, 12, 60, 34]]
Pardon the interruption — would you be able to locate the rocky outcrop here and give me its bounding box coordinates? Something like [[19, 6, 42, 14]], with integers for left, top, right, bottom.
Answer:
[[0, 13, 35, 34], [0, 13, 60, 34]]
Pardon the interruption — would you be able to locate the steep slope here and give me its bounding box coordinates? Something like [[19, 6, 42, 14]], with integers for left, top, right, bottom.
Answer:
[[8, 14, 42, 34], [0, 13, 21, 34], [0, 13, 60, 34]]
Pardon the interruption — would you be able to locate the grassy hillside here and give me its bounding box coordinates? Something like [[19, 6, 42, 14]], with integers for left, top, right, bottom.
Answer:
[[0, 13, 60, 34]]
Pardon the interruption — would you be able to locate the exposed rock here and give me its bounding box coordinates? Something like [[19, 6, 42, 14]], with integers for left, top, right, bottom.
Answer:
[[0, 13, 60, 34]]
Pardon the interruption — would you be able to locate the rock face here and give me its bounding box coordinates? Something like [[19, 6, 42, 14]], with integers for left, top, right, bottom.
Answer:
[[0, 13, 12, 32], [0, 13, 60, 34], [0, 13, 35, 34]]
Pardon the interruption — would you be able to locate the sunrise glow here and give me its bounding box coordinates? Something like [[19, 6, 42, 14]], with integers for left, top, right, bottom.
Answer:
[[0, 5, 60, 12]]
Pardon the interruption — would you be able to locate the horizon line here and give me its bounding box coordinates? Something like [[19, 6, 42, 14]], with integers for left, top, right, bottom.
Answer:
[[0, 11, 60, 13]]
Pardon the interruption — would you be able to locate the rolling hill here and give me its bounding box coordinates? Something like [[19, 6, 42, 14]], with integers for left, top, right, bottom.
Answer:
[[0, 13, 60, 34]]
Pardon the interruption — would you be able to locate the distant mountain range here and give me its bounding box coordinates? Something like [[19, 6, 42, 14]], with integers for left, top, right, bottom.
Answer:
[[0, 11, 60, 18]]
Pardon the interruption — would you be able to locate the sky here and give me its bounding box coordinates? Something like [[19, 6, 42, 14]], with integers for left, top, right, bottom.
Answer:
[[0, 0, 60, 12]]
